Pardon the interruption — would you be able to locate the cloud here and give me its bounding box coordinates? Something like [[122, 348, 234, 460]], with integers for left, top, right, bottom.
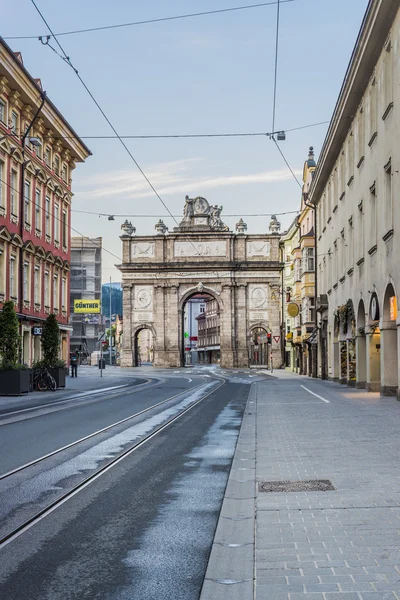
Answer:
[[75, 159, 301, 201]]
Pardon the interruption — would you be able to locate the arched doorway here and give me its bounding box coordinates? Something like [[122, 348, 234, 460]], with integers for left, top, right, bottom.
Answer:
[[133, 325, 155, 367], [332, 315, 340, 381], [381, 283, 398, 395], [180, 290, 221, 367], [367, 292, 381, 392], [356, 299, 366, 388], [249, 325, 270, 368], [346, 300, 356, 386]]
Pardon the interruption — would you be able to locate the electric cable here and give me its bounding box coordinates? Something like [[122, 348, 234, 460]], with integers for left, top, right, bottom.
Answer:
[[4, 1, 294, 40], [0, 120, 334, 141], [28, 1, 235, 279]]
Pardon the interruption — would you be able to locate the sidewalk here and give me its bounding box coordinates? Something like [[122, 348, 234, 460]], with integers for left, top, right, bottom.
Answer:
[[0, 365, 148, 415], [201, 370, 400, 599]]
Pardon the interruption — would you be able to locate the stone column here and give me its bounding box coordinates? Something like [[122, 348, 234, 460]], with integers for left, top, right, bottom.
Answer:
[[120, 284, 133, 367], [220, 284, 234, 368], [153, 284, 166, 367], [356, 333, 366, 388], [235, 284, 248, 367], [332, 340, 339, 381], [365, 327, 381, 392], [164, 284, 180, 367], [380, 320, 398, 396]]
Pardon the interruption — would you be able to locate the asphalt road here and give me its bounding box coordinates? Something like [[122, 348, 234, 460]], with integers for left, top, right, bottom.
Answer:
[[0, 375, 204, 474], [0, 376, 250, 600]]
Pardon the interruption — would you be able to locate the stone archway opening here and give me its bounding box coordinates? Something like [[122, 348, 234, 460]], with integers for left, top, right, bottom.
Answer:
[[332, 315, 340, 381], [381, 284, 398, 395], [249, 325, 271, 368], [181, 290, 220, 367], [367, 292, 381, 392], [356, 299, 366, 388], [133, 325, 155, 367]]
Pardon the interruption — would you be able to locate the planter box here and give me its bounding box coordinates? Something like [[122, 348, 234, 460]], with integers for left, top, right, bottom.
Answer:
[[0, 369, 30, 396], [48, 367, 66, 388]]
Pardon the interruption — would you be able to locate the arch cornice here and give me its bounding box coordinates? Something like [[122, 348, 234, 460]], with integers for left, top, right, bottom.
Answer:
[[179, 284, 223, 310]]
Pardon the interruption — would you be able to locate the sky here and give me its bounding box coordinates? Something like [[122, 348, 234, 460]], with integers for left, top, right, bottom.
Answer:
[[2, 0, 369, 281]]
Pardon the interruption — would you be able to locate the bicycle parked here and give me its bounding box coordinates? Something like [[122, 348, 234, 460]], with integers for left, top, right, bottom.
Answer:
[[33, 367, 57, 391]]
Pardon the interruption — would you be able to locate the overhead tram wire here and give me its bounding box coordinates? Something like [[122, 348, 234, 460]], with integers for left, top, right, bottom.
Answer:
[[71, 209, 300, 218], [0, 120, 334, 142], [28, 1, 235, 280], [266, 0, 302, 190], [0, 175, 122, 262], [4, 1, 295, 40]]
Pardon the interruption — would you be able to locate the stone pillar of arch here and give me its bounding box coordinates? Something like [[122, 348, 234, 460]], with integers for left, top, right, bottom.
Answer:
[[365, 327, 381, 392], [153, 284, 166, 367], [380, 320, 397, 396], [355, 300, 366, 389], [235, 283, 249, 368], [120, 285, 133, 367], [380, 285, 398, 396], [220, 284, 235, 368]]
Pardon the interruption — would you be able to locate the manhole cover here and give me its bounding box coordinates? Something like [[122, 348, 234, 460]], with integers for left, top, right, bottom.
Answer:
[[258, 479, 335, 493]]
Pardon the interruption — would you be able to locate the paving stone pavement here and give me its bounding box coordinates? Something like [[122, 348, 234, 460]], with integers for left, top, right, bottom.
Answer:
[[201, 371, 400, 599], [255, 375, 400, 599]]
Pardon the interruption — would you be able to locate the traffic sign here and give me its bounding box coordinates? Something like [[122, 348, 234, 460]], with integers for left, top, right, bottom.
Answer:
[[273, 336, 280, 343]]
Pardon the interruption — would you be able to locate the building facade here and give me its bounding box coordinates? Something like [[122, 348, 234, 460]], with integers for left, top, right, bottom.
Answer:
[[0, 40, 90, 366], [280, 216, 300, 371], [70, 237, 102, 359], [118, 197, 283, 369], [298, 148, 317, 376], [310, 0, 400, 396]]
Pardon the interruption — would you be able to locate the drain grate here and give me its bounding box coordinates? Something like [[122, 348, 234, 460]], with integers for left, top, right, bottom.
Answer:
[[258, 479, 335, 493]]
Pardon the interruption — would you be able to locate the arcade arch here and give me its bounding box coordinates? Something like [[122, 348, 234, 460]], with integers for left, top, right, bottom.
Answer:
[[180, 289, 221, 366], [367, 292, 381, 392], [133, 324, 156, 367], [356, 299, 366, 387]]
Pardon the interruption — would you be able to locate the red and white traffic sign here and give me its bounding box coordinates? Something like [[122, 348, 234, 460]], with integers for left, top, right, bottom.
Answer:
[[273, 335, 280, 343]]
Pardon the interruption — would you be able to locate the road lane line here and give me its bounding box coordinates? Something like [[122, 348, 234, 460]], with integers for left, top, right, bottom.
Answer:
[[301, 385, 330, 403]]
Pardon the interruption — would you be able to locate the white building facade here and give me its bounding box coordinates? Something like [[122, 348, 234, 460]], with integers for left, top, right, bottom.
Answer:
[[310, 0, 400, 396]]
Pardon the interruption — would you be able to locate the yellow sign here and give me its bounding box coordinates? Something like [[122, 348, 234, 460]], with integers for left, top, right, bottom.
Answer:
[[390, 296, 397, 321], [74, 299, 101, 314], [287, 302, 300, 318]]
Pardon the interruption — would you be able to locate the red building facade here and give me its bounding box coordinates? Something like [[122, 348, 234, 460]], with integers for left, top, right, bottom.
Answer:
[[0, 40, 91, 365]]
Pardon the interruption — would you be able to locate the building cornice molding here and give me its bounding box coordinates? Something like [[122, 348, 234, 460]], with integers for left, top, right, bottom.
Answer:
[[309, 0, 398, 204]]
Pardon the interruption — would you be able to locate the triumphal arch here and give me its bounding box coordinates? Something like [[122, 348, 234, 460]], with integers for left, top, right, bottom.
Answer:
[[118, 196, 283, 368]]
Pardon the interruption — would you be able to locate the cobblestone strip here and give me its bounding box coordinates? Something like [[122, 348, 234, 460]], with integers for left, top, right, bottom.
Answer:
[[200, 383, 256, 600]]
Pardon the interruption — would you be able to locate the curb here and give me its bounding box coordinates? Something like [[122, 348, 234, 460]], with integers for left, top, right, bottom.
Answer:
[[200, 383, 256, 600]]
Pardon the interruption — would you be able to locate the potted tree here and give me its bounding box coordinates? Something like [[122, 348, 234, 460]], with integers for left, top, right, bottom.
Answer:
[[0, 301, 29, 395], [40, 313, 66, 388]]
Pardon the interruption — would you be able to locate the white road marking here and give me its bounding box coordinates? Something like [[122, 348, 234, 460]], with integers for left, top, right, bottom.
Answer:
[[174, 371, 180, 373], [186, 378, 192, 382], [301, 385, 330, 403]]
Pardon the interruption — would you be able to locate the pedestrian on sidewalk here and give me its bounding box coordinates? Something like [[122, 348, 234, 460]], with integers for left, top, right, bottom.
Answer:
[[70, 352, 78, 378]]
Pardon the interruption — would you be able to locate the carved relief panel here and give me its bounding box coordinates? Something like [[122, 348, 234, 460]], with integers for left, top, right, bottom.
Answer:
[[133, 285, 154, 322], [174, 240, 227, 258], [132, 242, 155, 258], [246, 240, 271, 258], [248, 284, 268, 322]]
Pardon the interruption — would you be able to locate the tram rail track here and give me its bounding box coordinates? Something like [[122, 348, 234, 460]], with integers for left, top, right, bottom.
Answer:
[[0, 379, 225, 549]]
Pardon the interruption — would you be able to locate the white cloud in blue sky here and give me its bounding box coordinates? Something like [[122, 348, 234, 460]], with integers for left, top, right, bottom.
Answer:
[[2, 0, 369, 279]]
